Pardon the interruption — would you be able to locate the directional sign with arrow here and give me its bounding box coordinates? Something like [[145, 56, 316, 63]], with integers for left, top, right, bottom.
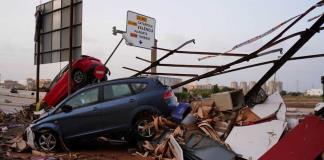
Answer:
[[126, 11, 156, 49]]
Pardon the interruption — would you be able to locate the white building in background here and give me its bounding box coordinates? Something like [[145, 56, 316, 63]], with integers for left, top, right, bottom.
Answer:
[[240, 81, 248, 94], [276, 81, 283, 93], [229, 80, 283, 95], [230, 81, 238, 90], [267, 80, 283, 94], [248, 81, 256, 90], [153, 76, 183, 93], [196, 84, 213, 90], [305, 88, 323, 96]]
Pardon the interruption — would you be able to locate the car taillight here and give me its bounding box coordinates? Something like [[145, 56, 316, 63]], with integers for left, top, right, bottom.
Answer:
[[164, 90, 178, 107], [163, 90, 173, 100]]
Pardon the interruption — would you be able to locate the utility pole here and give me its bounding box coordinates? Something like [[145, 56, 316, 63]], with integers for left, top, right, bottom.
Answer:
[[151, 39, 157, 73], [68, 0, 74, 95]]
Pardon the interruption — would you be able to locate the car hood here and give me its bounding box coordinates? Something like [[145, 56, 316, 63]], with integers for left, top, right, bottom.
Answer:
[[32, 110, 51, 124]]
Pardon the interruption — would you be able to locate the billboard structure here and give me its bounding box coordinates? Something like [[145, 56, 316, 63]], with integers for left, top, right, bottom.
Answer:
[[35, 0, 82, 64]]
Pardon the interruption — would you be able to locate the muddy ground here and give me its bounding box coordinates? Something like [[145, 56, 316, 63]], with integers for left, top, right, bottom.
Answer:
[[283, 95, 322, 108]]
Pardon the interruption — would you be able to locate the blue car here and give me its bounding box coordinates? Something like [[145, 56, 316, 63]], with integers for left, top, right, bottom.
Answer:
[[26, 77, 180, 151]]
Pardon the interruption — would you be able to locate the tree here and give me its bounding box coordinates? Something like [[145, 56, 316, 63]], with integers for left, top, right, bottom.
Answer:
[[212, 85, 220, 93], [183, 87, 188, 93], [280, 90, 287, 96], [220, 86, 234, 92]]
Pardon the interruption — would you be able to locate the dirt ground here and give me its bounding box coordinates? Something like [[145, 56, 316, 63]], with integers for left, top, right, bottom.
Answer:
[[283, 95, 322, 108], [1, 123, 153, 160], [6, 146, 153, 160]]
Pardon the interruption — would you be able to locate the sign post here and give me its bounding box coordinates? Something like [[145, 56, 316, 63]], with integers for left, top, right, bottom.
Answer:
[[126, 11, 157, 72], [151, 39, 157, 73], [126, 11, 156, 49]]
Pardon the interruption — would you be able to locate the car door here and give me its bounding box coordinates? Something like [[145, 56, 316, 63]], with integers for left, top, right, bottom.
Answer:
[[98, 83, 138, 132], [54, 87, 102, 139]]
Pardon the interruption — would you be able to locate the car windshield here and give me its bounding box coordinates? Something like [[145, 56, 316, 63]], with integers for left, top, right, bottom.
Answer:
[[48, 64, 69, 90]]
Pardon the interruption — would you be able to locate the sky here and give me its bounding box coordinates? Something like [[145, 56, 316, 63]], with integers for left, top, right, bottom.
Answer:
[[0, 0, 323, 92]]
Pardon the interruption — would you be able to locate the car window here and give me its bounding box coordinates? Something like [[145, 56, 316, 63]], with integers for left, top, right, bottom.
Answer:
[[131, 83, 148, 93], [65, 87, 99, 109], [49, 64, 68, 90], [104, 84, 132, 100]]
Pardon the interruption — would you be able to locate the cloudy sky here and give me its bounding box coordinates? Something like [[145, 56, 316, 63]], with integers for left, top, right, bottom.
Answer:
[[0, 0, 323, 91]]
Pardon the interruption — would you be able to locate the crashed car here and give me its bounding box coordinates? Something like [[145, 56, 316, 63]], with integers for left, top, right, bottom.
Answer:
[[40, 55, 110, 110], [26, 77, 183, 151]]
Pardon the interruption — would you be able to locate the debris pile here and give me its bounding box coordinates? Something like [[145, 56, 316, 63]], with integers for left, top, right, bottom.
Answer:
[[136, 91, 322, 160], [2, 91, 324, 160], [0, 105, 35, 159], [137, 91, 241, 159], [0, 105, 35, 124]]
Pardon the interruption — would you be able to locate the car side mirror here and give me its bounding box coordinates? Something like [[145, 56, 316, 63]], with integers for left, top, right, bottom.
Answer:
[[61, 105, 72, 113]]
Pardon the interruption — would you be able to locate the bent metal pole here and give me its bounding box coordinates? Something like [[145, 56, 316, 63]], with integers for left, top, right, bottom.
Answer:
[[132, 39, 195, 77]]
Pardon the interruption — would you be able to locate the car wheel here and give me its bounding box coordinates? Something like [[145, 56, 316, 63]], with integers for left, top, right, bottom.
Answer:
[[134, 116, 155, 140], [73, 69, 86, 84], [36, 130, 59, 151]]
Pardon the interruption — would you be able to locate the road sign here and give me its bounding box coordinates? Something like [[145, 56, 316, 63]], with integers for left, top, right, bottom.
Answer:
[[126, 11, 156, 49], [35, 0, 82, 64], [94, 65, 106, 80]]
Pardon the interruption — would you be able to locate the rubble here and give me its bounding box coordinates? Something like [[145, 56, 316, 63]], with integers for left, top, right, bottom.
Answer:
[[0, 105, 35, 159], [1, 90, 321, 160], [209, 90, 245, 111], [8, 135, 28, 152], [134, 91, 312, 160], [136, 90, 240, 159]]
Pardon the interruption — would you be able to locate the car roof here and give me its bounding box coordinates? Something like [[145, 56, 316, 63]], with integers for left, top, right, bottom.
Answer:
[[79, 76, 156, 91]]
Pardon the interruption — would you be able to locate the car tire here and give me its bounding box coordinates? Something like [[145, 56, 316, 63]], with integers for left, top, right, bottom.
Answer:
[[36, 129, 60, 152], [133, 113, 156, 141], [72, 69, 87, 84]]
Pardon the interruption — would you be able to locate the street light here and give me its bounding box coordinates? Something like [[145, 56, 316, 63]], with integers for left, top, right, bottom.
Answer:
[[104, 27, 130, 66]]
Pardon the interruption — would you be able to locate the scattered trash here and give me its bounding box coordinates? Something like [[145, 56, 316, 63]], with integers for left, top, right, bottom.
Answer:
[[235, 107, 261, 125], [209, 90, 245, 111], [314, 102, 324, 117], [286, 118, 299, 129], [1, 126, 8, 132], [181, 113, 197, 126]]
